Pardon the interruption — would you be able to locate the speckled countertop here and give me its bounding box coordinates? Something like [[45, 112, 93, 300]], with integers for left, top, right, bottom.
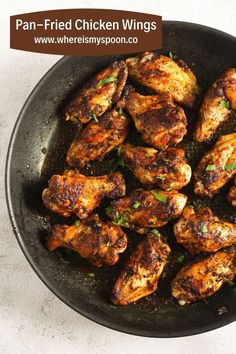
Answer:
[[1, 0, 236, 353]]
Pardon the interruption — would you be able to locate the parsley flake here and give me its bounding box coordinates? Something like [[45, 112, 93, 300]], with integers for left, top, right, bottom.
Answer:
[[151, 190, 167, 203], [177, 254, 185, 263], [74, 219, 81, 227], [169, 51, 174, 60], [219, 100, 230, 109], [225, 163, 236, 172], [96, 76, 117, 88], [133, 201, 140, 209], [206, 164, 216, 171]]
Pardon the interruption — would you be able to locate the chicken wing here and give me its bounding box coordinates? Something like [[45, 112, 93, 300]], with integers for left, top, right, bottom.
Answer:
[[121, 143, 191, 190], [67, 106, 129, 168], [227, 177, 236, 207], [194, 68, 236, 142], [42, 170, 125, 218], [47, 214, 127, 267], [171, 246, 236, 304], [174, 206, 236, 254], [126, 52, 199, 107], [64, 60, 128, 124], [194, 133, 236, 197], [111, 231, 170, 305], [107, 188, 187, 233], [124, 89, 187, 149]]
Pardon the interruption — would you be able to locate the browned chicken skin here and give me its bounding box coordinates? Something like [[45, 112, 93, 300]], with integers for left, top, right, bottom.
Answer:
[[227, 177, 236, 207], [194, 133, 236, 197], [174, 206, 236, 254], [121, 143, 191, 190], [124, 89, 187, 149], [171, 246, 236, 304], [107, 188, 187, 233], [66, 106, 129, 168], [126, 52, 199, 107], [42, 170, 126, 218], [111, 231, 170, 305], [47, 214, 127, 267], [64, 60, 128, 124], [194, 68, 236, 142]]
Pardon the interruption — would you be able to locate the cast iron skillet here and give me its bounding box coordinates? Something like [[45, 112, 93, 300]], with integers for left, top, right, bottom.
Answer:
[[6, 22, 236, 337]]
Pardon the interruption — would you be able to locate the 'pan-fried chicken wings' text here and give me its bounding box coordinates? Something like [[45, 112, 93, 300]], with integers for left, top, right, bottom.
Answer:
[[174, 206, 236, 254], [42, 170, 126, 219], [227, 177, 236, 207], [126, 52, 199, 107], [64, 61, 128, 124], [46, 214, 127, 267], [194, 68, 236, 142], [107, 188, 187, 233], [171, 246, 236, 304], [121, 143, 191, 190], [67, 107, 129, 168], [124, 89, 187, 149], [194, 133, 236, 197], [111, 231, 170, 305]]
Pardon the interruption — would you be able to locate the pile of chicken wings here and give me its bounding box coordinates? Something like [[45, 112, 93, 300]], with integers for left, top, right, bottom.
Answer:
[[42, 52, 236, 306]]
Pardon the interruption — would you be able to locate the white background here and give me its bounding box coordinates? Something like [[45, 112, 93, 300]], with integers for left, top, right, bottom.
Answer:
[[0, 0, 236, 353]]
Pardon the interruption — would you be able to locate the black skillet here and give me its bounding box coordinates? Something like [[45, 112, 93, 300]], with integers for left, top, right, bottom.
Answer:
[[6, 22, 236, 337]]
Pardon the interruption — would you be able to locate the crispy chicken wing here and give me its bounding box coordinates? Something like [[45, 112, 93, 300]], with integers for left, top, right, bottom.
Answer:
[[64, 61, 128, 124], [121, 143, 191, 189], [66, 106, 129, 168], [194, 69, 236, 142], [124, 89, 187, 149], [47, 214, 127, 267], [227, 177, 236, 207], [42, 170, 125, 218], [107, 188, 187, 233], [126, 52, 199, 107], [174, 206, 236, 254], [194, 133, 236, 197], [171, 246, 236, 304], [111, 231, 170, 305]]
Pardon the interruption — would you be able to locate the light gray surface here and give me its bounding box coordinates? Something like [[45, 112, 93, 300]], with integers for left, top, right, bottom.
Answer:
[[0, 0, 236, 353]]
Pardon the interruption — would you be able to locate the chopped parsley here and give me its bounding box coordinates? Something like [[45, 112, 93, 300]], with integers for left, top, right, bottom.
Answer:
[[119, 107, 124, 115], [151, 190, 167, 203], [116, 146, 122, 157], [225, 163, 236, 172], [169, 51, 174, 60], [88, 272, 95, 277], [177, 254, 185, 263], [106, 239, 110, 247], [74, 219, 81, 227], [145, 153, 151, 157], [201, 223, 208, 233], [219, 100, 230, 109], [96, 76, 117, 88], [92, 113, 99, 123], [118, 157, 125, 167], [133, 201, 141, 209], [206, 164, 216, 171], [151, 229, 160, 235], [112, 211, 129, 227]]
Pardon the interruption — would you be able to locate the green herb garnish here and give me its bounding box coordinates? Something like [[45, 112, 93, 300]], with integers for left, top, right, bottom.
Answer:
[[117, 146, 122, 157], [169, 51, 174, 60], [105, 207, 112, 215], [133, 201, 140, 209], [145, 153, 151, 157], [228, 280, 234, 287], [92, 113, 98, 123], [225, 163, 236, 172], [219, 100, 230, 109], [96, 76, 117, 88], [151, 229, 159, 235], [201, 223, 208, 233], [177, 254, 185, 263], [119, 107, 124, 115], [106, 239, 110, 247], [112, 212, 129, 227], [156, 176, 165, 181], [151, 190, 167, 203], [88, 272, 95, 277], [74, 219, 81, 227], [118, 157, 125, 167], [206, 164, 216, 171]]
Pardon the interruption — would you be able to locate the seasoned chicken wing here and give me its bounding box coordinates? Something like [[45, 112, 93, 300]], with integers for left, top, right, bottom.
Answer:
[[47, 214, 127, 267], [111, 231, 170, 305], [194, 133, 236, 197], [42, 170, 125, 218], [126, 52, 199, 107], [64, 60, 128, 124], [174, 206, 236, 254], [67, 106, 129, 168], [227, 177, 236, 207], [107, 188, 187, 233], [121, 143, 191, 190], [194, 68, 236, 142], [124, 89, 187, 149], [171, 246, 236, 304]]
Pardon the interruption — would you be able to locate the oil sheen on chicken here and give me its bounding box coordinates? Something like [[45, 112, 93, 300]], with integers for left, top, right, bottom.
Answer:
[[121, 143, 191, 190], [171, 246, 236, 304], [47, 214, 127, 267], [111, 231, 170, 305], [126, 51, 199, 107], [42, 170, 126, 218], [174, 206, 236, 254]]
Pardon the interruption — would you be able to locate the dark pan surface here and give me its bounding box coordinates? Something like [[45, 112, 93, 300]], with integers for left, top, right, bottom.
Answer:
[[6, 22, 236, 337]]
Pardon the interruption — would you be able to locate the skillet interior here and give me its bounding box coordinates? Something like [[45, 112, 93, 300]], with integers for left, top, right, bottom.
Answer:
[[6, 21, 236, 337]]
